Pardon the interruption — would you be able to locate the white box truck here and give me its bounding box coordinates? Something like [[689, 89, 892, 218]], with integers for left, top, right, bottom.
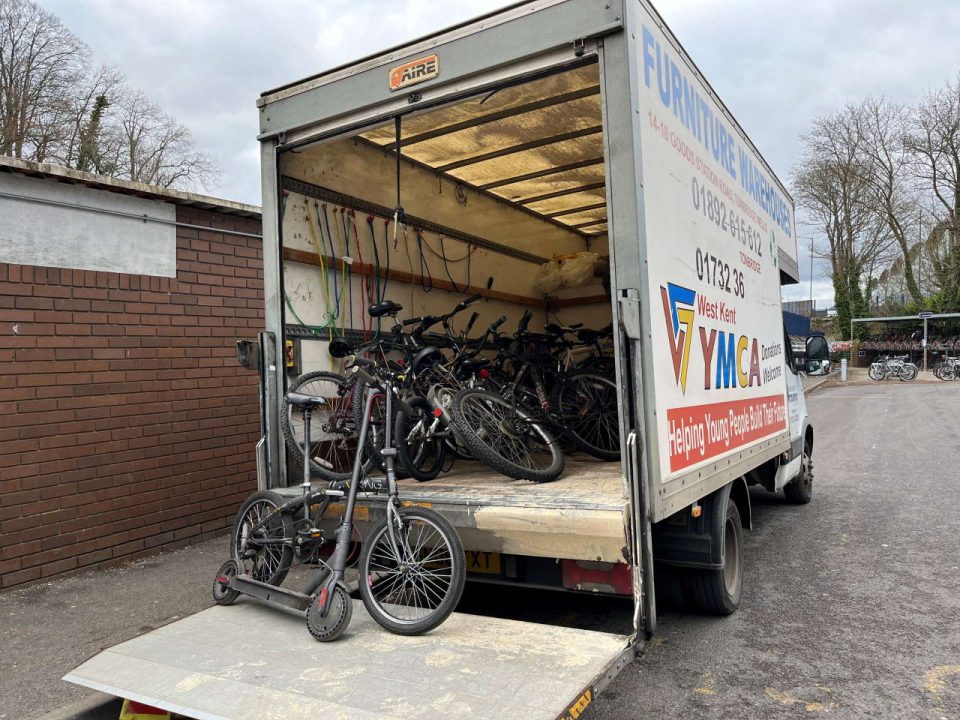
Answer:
[[65, 2, 827, 717]]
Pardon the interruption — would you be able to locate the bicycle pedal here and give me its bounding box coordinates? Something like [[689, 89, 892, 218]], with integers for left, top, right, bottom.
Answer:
[[296, 528, 326, 544]]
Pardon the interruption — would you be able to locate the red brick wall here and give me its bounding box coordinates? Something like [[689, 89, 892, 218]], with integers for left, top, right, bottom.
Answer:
[[0, 205, 264, 589]]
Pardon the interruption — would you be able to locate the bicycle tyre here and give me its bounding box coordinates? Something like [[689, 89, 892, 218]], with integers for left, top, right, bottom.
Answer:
[[550, 372, 621, 461], [395, 395, 447, 481], [358, 506, 465, 635], [900, 364, 918, 381], [280, 371, 358, 482], [231, 490, 294, 586], [448, 388, 564, 483], [868, 365, 886, 381]]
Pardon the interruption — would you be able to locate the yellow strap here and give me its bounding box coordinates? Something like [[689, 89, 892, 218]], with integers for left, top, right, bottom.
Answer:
[[305, 202, 334, 340]]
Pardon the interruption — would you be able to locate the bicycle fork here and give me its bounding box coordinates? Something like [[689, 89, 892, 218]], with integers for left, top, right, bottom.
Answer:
[[309, 381, 407, 616]]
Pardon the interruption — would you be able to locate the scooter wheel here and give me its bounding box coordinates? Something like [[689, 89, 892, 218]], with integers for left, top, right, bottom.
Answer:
[[306, 583, 353, 642], [212, 559, 241, 606]]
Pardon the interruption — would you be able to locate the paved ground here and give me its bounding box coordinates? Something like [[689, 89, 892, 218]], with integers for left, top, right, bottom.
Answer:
[[3, 380, 959, 719], [589, 380, 960, 720]]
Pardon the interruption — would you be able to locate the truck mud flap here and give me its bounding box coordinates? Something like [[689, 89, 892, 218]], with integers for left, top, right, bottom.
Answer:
[[65, 602, 632, 720]]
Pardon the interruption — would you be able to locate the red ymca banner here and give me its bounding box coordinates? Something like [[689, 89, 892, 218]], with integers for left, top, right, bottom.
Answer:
[[666, 394, 787, 472]]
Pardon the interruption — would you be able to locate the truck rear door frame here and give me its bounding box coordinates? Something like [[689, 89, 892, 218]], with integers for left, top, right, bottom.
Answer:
[[256, 0, 656, 643]]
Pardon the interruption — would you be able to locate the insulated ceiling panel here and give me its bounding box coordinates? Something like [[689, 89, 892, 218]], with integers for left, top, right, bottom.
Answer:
[[361, 63, 607, 237]]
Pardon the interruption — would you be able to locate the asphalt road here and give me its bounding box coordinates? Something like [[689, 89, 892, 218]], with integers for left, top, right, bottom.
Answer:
[[586, 381, 960, 720], [4, 381, 959, 720]]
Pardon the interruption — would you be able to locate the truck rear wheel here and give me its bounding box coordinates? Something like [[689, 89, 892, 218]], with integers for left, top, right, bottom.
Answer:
[[684, 498, 742, 615]]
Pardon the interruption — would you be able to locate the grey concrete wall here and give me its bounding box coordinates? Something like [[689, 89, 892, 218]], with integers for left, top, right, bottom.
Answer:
[[0, 172, 176, 277]]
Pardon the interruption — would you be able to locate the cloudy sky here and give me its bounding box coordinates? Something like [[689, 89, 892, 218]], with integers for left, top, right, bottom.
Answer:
[[40, 0, 960, 305]]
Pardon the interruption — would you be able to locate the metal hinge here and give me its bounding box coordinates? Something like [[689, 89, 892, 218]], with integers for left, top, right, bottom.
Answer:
[[619, 289, 643, 340]]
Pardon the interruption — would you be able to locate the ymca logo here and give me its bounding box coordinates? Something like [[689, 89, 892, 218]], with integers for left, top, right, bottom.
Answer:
[[660, 283, 696, 393]]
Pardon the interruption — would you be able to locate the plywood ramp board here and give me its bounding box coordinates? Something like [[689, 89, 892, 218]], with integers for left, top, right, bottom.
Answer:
[[65, 603, 631, 720]]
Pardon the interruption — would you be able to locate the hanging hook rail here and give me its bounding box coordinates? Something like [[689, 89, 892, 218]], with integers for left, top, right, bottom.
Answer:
[[281, 175, 550, 265]]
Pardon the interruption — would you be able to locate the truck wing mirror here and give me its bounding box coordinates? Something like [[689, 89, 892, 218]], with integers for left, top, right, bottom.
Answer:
[[805, 335, 829, 375]]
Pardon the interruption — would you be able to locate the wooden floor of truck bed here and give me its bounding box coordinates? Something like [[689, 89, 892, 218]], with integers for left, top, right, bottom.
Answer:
[[280, 459, 629, 563], [394, 457, 626, 511]]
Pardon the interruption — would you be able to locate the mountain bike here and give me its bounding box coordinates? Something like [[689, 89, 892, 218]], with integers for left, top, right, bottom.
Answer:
[[212, 359, 465, 641], [444, 312, 620, 482]]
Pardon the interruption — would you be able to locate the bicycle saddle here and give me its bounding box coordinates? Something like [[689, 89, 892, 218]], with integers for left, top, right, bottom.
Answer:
[[328, 339, 353, 358], [411, 346, 444, 374], [285, 391, 328, 409], [368, 300, 403, 317], [458, 356, 490, 373]]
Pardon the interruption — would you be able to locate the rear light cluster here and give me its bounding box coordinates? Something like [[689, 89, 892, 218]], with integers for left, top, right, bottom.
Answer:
[[561, 560, 632, 595]]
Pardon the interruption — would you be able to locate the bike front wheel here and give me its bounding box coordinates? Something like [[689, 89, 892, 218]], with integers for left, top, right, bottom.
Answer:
[[449, 388, 564, 482], [359, 506, 465, 635]]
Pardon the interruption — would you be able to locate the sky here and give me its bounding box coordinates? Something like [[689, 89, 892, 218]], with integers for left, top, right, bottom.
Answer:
[[39, 0, 960, 306]]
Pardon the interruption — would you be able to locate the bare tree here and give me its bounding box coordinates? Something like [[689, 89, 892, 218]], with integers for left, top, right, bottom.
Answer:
[[61, 62, 122, 169], [106, 89, 216, 189], [793, 108, 895, 338], [0, 0, 88, 159], [0, 0, 219, 191], [907, 76, 960, 310], [855, 97, 925, 304]]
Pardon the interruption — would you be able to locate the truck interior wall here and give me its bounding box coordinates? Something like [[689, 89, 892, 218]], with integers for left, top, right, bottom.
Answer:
[[280, 137, 612, 377]]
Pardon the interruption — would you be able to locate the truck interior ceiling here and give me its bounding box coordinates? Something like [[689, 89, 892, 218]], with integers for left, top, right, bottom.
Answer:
[[276, 59, 629, 565]]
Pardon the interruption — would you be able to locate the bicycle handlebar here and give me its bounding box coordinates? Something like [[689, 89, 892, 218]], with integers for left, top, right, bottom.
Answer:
[[464, 311, 479, 335], [349, 360, 416, 416], [456, 294, 481, 311], [517, 310, 533, 334]]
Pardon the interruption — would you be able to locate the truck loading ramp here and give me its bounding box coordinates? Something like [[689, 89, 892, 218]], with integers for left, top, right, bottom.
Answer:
[[65, 601, 632, 720]]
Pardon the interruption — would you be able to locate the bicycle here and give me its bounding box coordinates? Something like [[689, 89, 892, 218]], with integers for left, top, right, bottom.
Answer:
[[868, 355, 918, 382], [444, 312, 620, 482], [212, 358, 466, 641], [933, 357, 960, 381]]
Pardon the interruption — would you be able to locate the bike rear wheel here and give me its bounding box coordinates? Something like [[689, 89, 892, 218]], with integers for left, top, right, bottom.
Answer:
[[900, 364, 918, 381], [449, 388, 564, 482], [359, 506, 465, 635], [551, 372, 621, 461], [281, 371, 358, 482], [395, 395, 447, 481], [231, 490, 294, 586]]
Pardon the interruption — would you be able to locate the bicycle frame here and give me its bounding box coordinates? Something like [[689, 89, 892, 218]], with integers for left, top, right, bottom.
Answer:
[[237, 376, 407, 614]]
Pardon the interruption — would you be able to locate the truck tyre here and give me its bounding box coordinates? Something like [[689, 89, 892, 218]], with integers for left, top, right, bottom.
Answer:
[[684, 498, 742, 615], [783, 441, 813, 504]]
